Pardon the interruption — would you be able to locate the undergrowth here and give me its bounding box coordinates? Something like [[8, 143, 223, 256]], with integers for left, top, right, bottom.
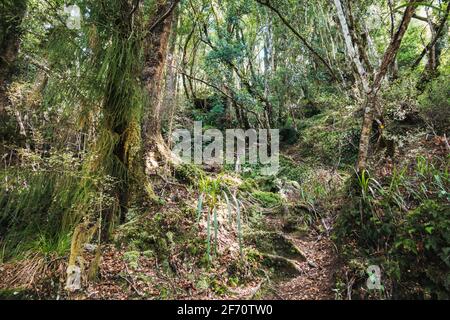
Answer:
[[0, 151, 113, 261], [335, 155, 450, 299]]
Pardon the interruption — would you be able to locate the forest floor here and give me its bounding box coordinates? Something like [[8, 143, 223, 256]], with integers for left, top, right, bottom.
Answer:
[[0, 166, 341, 300], [0, 122, 348, 300], [0, 106, 357, 300]]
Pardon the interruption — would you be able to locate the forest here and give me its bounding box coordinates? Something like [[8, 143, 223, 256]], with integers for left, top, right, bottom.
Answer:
[[0, 0, 449, 301]]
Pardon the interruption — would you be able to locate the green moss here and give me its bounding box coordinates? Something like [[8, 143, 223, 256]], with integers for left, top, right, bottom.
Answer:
[[0, 288, 33, 300], [174, 163, 204, 186], [238, 178, 258, 192], [252, 191, 282, 207], [279, 156, 311, 183], [115, 201, 205, 271], [123, 250, 140, 269]]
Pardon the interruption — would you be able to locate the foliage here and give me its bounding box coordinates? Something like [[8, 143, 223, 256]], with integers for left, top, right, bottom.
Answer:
[[0, 151, 113, 260], [418, 71, 450, 134], [336, 155, 450, 299], [1, 0, 449, 300], [175, 163, 205, 186]]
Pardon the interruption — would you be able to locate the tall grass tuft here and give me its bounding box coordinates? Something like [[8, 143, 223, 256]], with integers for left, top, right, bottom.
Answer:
[[213, 207, 218, 255], [206, 209, 211, 264]]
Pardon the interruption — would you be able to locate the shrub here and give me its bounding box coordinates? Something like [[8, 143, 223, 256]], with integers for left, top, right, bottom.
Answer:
[[418, 73, 450, 134], [336, 155, 450, 299]]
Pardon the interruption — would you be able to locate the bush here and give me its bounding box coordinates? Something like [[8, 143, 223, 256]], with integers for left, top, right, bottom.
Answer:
[[418, 73, 450, 134], [336, 155, 450, 299]]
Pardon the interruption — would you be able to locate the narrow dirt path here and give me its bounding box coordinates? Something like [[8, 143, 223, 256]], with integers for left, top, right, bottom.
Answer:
[[262, 215, 339, 300]]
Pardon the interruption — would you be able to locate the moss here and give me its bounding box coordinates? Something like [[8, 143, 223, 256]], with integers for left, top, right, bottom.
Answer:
[[0, 288, 33, 300], [123, 250, 140, 269], [254, 176, 278, 192], [114, 201, 205, 269], [252, 191, 282, 207], [238, 178, 258, 192], [245, 232, 305, 262], [279, 156, 312, 183], [174, 163, 204, 186]]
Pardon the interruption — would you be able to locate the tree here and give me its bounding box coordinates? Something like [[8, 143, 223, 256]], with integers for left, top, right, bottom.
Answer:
[[92, 0, 147, 229], [333, 0, 421, 172], [412, 3, 450, 75], [0, 0, 27, 114]]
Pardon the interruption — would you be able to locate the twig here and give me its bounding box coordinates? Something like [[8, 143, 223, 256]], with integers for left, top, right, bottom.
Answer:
[[121, 264, 144, 297]]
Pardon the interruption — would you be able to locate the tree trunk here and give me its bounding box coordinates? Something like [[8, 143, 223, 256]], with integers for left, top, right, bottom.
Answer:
[[388, 0, 399, 80], [0, 1, 27, 115], [425, 8, 438, 73], [346, 1, 374, 75], [333, 0, 370, 94], [356, 0, 419, 172], [164, 10, 180, 150], [142, 0, 180, 174], [162, 8, 179, 123], [412, 4, 450, 70], [101, 0, 145, 229]]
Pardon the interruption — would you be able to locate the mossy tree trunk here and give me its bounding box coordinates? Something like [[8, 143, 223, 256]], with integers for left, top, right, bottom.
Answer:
[[98, 0, 146, 232], [334, 0, 419, 173]]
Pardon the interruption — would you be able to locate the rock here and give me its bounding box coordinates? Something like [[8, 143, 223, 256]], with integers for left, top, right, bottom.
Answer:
[[261, 253, 303, 277], [245, 231, 306, 262], [276, 179, 302, 202], [84, 243, 97, 252]]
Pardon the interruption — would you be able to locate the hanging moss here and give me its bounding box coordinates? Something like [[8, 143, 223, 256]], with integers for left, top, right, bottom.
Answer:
[[74, 0, 148, 233]]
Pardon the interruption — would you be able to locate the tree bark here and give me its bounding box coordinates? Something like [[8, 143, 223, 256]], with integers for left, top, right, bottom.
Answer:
[[164, 9, 179, 150], [412, 4, 449, 70], [142, 0, 180, 173], [388, 0, 399, 79], [346, 1, 374, 75]]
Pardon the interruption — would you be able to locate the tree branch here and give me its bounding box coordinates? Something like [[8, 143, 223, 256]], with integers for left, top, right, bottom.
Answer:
[[254, 0, 338, 82], [412, 4, 450, 69], [373, 0, 420, 91]]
